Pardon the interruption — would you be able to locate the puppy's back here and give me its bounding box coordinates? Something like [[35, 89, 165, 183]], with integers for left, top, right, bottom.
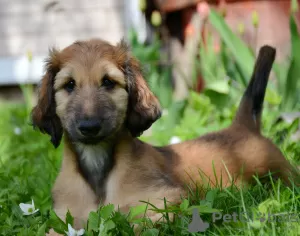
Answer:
[[169, 46, 299, 187]]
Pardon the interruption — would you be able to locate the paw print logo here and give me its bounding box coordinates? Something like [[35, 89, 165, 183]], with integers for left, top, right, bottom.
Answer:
[[188, 208, 210, 233]]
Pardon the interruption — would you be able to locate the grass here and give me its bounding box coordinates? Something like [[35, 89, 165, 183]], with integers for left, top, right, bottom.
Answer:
[[0, 85, 299, 235]]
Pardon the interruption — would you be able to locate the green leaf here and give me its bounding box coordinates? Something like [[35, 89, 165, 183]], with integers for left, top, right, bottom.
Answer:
[[47, 210, 67, 234], [103, 219, 116, 232], [282, 14, 300, 111], [187, 205, 220, 214], [65, 210, 74, 226], [100, 204, 115, 220], [265, 88, 282, 105], [273, 62, 289, 95], [203, 90, 229, 109], [86, 231, 94, 236], [258, 199, 281, 214], [206, 189, 218, 203], [205, 80, 230, 94], [88, 211, 100, 231], [249, 220, 263, 229], [180, 199, 189, 211], [209, 9, 255, 86], [141, 228, 160, 236], [99, 219, 116, 235], [128, 204, 148, 221], [36, 223, 46, 236]]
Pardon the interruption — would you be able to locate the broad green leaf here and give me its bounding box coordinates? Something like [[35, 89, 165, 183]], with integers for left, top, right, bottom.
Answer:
[[99, 219, 115, 235], [204, 90, 229, 109], [206, 189, 218, 203], [88, 211, 100, 231], [36, 222, 46, 236], [205, 80, 230, 94], [128, 204, 148, 221], [141, 228, 160, 236], [180, 199, 189, 211], [103, 219, 115, 231], [100, 204, 114, 220], [47, 210, 67, 234], [265, 88, 282, 105]]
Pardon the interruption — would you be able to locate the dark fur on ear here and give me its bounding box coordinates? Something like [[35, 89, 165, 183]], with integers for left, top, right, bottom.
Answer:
[[31, 48, 63, 148], [115, 40, 162, 137]]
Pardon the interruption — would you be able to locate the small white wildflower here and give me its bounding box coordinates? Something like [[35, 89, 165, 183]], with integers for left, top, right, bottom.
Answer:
[[19, 199, 39, 215], [14, 127, 22, 135], [169, 136, 181, 144], [65, 224, 85, 236]]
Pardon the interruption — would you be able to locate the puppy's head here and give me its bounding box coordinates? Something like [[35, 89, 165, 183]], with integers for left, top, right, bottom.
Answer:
[[31, 39, 161, 147]]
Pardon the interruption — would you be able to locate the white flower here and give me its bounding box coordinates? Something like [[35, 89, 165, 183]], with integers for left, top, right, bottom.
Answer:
[[65, 224, 85, 236], [169, 136, 181, 144], [19, 199, 39, 215], [14, 127, 22, 135]]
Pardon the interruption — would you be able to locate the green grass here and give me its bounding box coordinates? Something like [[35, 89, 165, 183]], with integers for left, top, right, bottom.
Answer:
[[0, 88, 299, 236]]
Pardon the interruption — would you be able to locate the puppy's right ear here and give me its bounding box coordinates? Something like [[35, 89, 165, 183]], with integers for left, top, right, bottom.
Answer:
[[31, 48, 63, 148]]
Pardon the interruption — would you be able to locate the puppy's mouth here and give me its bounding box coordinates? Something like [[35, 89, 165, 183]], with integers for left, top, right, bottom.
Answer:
[[67, 118, 112, 145], [77, 135, 106, 145]]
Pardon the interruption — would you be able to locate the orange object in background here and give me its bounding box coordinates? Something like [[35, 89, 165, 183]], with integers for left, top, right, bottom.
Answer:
[[145, 0, 300, 95], [180, 0, 300, 61]]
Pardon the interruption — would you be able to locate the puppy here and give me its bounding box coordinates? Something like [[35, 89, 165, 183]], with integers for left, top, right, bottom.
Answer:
[[31, 40, 299, 232]]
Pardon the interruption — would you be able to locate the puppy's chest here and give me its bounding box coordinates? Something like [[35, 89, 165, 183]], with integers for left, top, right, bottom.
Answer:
[[76, 144, 113, 197]]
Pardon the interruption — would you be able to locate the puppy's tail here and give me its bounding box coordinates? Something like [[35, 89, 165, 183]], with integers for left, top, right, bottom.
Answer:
[[234, 45, 276, 133]]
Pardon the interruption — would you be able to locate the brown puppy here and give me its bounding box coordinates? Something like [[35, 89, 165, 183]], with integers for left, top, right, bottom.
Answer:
[[31, 40, 298, 232]]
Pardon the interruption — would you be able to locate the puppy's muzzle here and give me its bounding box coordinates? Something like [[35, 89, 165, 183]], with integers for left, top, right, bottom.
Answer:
[[77, 119, 101, 137]]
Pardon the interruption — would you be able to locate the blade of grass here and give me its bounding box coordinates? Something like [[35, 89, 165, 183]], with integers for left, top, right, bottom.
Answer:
[[281, 14, 300, 111], [208, 9, 255, 86]]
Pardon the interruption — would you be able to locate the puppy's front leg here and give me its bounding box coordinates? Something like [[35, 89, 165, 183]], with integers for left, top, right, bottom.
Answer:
[[51, 154, 99, 231]]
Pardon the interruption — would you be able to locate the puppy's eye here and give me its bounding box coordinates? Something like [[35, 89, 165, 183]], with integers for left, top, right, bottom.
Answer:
[[102, 75, 115, 89], [64, 79, 76, 93]]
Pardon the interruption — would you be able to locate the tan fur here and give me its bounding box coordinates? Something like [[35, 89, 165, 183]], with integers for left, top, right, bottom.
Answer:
[[31, 39, 299, 235]]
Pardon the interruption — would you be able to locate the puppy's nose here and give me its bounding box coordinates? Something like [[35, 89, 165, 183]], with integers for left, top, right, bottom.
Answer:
[[78, 119, 101, 137]]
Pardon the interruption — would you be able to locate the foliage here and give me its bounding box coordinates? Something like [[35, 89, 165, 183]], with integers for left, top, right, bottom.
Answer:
[[128, 30, 173, 109], [206, 7, 300, 112]]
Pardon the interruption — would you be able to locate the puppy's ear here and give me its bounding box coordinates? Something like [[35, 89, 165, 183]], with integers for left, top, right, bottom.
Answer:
[[116, 40, 162, 137], [31, 48, 63, 148]]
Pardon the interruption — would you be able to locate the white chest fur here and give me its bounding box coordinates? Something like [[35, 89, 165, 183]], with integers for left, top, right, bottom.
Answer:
[[75, 142, 113, 197], [77, 144, 109, 172]]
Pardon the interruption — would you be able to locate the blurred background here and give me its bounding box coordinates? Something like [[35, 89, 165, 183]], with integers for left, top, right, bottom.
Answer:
[[0, 0, 299, 102]]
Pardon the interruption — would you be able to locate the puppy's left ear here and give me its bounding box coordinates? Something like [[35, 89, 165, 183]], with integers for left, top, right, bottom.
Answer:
[[116, 41, 162, 137], [31, 48, 63, 148]]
